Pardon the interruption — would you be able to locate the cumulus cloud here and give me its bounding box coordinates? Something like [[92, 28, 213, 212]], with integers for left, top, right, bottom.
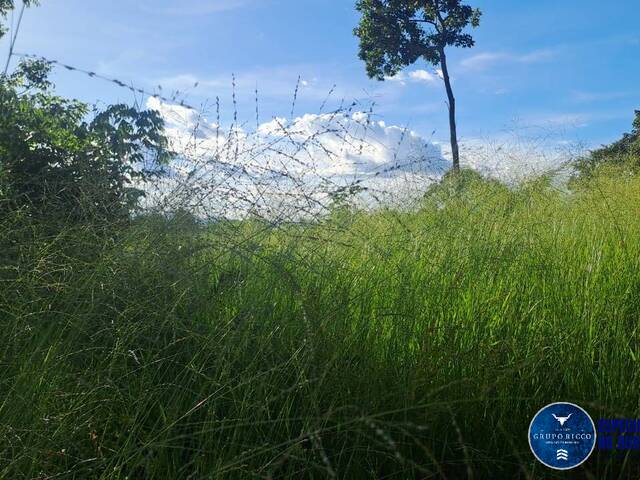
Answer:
[[385, 69, 440, 86], [143, 98, 572, 220], [144, 97, 446, 220], [409, 70, 438, 83]]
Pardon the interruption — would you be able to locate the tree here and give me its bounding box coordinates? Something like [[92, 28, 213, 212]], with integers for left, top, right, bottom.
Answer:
[[0, 60, 172, 223], [0, 1, 172, 227], [354, 0, 481, 172], [575, 110, 640, 178]]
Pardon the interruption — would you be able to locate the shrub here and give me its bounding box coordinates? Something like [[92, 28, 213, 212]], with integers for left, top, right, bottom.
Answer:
[[0, 60, 172, 225], [575, 110, 640, 178]]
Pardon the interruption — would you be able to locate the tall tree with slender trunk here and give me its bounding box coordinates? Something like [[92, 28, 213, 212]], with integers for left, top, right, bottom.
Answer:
[[354, 0, 481, 172]]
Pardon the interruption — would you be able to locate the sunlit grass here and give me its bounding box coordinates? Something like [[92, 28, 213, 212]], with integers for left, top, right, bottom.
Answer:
[[2, 169, 640, 478]]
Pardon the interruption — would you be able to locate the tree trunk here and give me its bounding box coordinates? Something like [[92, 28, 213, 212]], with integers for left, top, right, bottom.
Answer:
[[439, 48, 460, 172]]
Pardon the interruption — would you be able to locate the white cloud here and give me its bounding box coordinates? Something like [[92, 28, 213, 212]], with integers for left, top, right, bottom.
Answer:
[[385, 69, 440, 86], [518, 49, 556, 64], [569, 90, 634, 104], [513, 110, 631, 133], [460, 49, 557, 71], [144, 99, 572, 220], [520, 113, 591, 129], [460, 52, 509, 70], [144, 97, 446, 219], [409, 69, 438, 83], [543, 114, 590, 128], [384, 73, 407, 85]]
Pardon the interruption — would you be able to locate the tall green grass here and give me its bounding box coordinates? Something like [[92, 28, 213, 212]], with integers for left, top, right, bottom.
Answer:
[[2, 170, 640, 479]]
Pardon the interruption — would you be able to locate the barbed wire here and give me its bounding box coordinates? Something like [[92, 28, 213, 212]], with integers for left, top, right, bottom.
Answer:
[[12, 52, 202, 111], [5, 50, 569, 226]]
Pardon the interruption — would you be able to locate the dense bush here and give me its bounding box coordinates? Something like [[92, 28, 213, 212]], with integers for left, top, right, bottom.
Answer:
[[0, 60, 171, 224], [575, 110, 640, 178]]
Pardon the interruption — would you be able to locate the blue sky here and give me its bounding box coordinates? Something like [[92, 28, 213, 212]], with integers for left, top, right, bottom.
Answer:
[[3, 0, 639, 148]]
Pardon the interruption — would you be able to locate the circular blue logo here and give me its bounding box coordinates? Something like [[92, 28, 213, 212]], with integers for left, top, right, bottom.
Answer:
[[528, 402, 596, 470]]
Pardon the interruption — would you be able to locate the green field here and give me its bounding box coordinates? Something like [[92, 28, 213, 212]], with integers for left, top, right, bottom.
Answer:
[[3, 168, 640, 479]]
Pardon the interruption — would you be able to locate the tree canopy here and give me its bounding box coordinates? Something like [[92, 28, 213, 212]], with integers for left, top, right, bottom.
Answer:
[[0, 60, 172, 223], [354, 0, 481, 79], [354, 0, 481, 172]]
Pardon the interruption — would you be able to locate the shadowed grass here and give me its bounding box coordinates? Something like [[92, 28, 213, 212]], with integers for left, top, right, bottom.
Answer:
[[2, 169, 640, 479]]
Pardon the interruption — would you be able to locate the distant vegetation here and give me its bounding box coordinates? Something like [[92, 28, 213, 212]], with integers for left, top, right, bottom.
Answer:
[[2, 2, 640, 479], [575, 110, 640, 178]]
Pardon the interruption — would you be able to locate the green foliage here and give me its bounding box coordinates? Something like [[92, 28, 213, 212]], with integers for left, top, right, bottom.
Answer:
[[354, 0, 481, 79], [0, 60, 172, 223], [575, 110, 640, 178], [354, 0, 480, 170], [2, 170, 640, 478], [425, 167, 505, 198], [2, 2, 639, 475]]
